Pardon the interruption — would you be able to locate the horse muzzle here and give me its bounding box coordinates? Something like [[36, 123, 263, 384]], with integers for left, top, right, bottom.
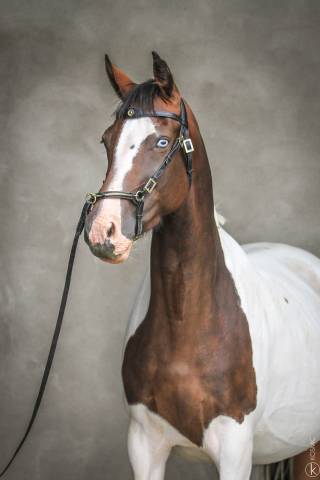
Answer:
[[84, 209, 133, 263]]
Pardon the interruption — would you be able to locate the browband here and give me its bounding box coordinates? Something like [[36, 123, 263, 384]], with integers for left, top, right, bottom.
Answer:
[[123, 108, 187, 127]]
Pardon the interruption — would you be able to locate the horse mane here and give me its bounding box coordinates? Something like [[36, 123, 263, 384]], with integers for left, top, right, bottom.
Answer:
[[115, 80, 169, 118]]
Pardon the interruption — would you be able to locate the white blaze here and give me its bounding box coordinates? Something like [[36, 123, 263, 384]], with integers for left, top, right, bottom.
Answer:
[[109, 117, 156, 190]]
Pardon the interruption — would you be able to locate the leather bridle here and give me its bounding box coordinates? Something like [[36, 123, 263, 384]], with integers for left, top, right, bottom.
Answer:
[[85, 98, 194, 239]]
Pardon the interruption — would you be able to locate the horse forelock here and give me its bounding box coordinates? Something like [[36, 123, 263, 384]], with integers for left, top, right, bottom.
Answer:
[[115, 80, 167, 118], [115, 79, 181, 120]]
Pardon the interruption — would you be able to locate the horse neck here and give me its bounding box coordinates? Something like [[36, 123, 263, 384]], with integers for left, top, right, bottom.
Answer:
[[149, 117, 224, 326]]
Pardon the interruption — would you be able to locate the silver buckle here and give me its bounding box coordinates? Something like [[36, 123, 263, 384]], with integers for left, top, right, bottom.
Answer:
[[144, 178, 157, 193], [182, 138, 194, 154]]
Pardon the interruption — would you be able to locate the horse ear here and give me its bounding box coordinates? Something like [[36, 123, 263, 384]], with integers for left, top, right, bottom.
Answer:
[[152, 51, 178, 98], [105, 54, 136, 99]]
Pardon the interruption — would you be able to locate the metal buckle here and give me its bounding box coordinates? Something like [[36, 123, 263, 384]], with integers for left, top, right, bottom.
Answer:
[[144, 178, 157, 193], [86, 192, 97, 204], [134, 190, 145, 202], [182, 138, 194, 154]]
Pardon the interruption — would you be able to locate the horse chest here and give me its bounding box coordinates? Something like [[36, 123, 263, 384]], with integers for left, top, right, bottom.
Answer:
[[122, 319, 257, 446]]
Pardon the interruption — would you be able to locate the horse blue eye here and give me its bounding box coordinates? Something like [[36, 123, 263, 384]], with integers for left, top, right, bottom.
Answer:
[[156, 138, 169, 148]]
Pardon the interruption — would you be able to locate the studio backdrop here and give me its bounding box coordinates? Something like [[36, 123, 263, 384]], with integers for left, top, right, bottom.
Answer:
[[0, 0, 319, 479]]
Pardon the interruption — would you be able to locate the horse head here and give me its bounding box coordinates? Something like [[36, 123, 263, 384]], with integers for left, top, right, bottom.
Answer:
[[84, 52, 193, 263]]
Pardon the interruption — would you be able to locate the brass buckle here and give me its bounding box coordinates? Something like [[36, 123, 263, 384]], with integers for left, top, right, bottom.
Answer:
[[86, 193, 97, 204], [182, 138, 194, 154], [144, 178, 157, 194]]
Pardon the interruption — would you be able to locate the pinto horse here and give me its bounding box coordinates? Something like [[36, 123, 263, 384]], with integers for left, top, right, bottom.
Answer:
[[84, 52, 320, 480]]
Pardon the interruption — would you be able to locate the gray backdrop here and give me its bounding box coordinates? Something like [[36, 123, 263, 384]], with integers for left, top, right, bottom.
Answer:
[[1, 0, 319, 479]]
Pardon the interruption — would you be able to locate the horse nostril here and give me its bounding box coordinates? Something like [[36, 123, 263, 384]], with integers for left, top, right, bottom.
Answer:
[[106, 222, 115, 238]]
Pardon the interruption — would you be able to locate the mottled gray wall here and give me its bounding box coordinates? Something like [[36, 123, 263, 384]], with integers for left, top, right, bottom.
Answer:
[[0, 0, 319, 479]]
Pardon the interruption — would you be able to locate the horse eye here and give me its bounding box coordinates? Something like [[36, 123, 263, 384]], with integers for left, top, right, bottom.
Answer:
[[156, 138, 169, 148]]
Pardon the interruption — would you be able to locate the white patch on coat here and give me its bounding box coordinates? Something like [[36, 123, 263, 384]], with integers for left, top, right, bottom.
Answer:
[[203, 414, 254, 476], [217, 229, 320, 464], [109, 117, 156, 190], [128, 404, 213, 472], [128, 403, 200, 473], [214, 207, 226, 227]]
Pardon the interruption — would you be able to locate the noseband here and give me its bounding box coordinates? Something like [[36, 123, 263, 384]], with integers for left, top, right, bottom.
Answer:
[[86, 99, 194, 239]]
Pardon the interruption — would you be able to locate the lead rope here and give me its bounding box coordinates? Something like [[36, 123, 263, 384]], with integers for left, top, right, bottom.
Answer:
[[0, 200, 90, 477]]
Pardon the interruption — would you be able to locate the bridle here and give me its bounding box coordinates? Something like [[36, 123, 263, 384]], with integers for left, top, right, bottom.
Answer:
[[85, 98, 194, 239]]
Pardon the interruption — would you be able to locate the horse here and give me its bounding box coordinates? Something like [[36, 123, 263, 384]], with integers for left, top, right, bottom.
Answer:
[[84, 51, 320, 480]]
